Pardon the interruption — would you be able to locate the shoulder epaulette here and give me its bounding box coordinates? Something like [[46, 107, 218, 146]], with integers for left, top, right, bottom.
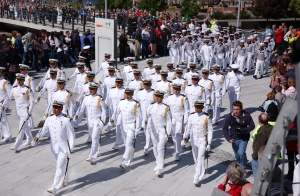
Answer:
[[182, 78, 186, 80], [97, 94, 102, 97], [46, 78, 50, 80], [85, 94, 90, 96], [124, 64, 128, 66], [180, 94, 185, 97], [167, 80, 172, 83], [106, 76, 108, 77], [203, 112, 210, 116], [207, 78, 212, 81], [169, 94, 174, 95], [151, 73, 155, 75], [190, 112, 195, 114], [111, 86, 116, 89], [200, 85, 204, 88], [139, 89, 144, 91], [13, 85, 17, 88], [187, 84, 192, 86], [128, 71, 132, 73], [133, 99, 139, 103], [150, 102, 155, 104], [84, 81, 88, 84], [66, 89, 73, 96], [131, 79, 134, 81], [77, 73, 80, 74], [150, 88, 154, 91], [162, 103, 169, 107], [157, 80, 161, 82], [24, 85, 30, 89], [120, 98, 125, 100], [50, 114, 54, 116]]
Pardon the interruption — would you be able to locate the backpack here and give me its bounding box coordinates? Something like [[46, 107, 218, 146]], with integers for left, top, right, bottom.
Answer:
[[266, 101, 278, 121], [83, 36, 91, 46]]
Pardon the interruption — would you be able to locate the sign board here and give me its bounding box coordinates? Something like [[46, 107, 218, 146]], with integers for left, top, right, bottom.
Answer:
[[94, 18, 117, 82], [79, 10, 88, 16]]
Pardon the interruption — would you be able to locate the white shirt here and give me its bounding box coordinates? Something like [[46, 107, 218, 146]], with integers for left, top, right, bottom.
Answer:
[[105, 86, 125, 115], [48, 89, 74, 118], [136, 88, 155, 124], [172, 77, 187, 94], [73, 71, 87, 94], [38, 68, 65, 89], [146, 102, 171, 135], [76, 81, 102, 103], [225, 71, 244, 92], [0, 77, 11, 103], [184, 84, 206, 113], [38, 78, 57, 104], [101, 75, 117, 99], [208, 73, 226, 96], [166, 94, 189, 123]]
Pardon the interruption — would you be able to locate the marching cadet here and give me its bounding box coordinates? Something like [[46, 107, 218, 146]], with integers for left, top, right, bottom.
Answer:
[[45, 76, 74, 120], [184, 63, 199, 85], [142, 59, 155, 80], [200, 38, 213, 70], [72, 62, 87, 94], [95, 52, 111, 76], [208, 65, 225, 124], [122, 57, 135, 80], [156, 70, 173, 100], [193, 34, 201, 64], [124, 62, 139, 87], [214, 37, 226, 72], [74, 71, 102, 131], [183, 35, 194, 68], [166, 84, 189, 161], [136, 79, 155, 155], [166, 63, 176, 81], [167, 34, 180, 67], [180, 30, 187, 65], [67, 56, 87, 81], [234, 40, 247, 72], [37, 59, 65, 91], [209, 35, 217, 69], [101, 66, 117, 99], [80, 45, 92, 71], [36, 68, 58, 105], [244, 37, 254, 73], [13, 64, 36, 95], [0, 67, 12, 143], [198, 69, 214, 113], [182, 100, 212, 186], [185, 75, 206, 113], [175, 31, 182, 65], [228, 34, 235, 66], [111, 88, 142, 170], [253, 43, 267, 79], [172, 68, 187, 94], [31, 100, 75, 194], [225, 64, 244, 112], [150, 64, 162, 89], [128, 69, 143, 98], [222, 36, 230, 72], [264, 38, 273, 74], [4, 74, 34, 150], [74, 83, 106, 164], [146, 90, 172, 176], [105, 77, 125, 150]]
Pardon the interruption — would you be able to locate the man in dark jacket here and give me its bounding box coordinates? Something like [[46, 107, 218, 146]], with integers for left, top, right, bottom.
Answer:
[[149, 26, 156, 57], [251, 113, 273, 176], [222, 101, 255, 169], [71, 27, 80, 57]]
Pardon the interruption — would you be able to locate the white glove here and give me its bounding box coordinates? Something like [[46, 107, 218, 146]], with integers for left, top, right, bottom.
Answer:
[[35, 86, 40, 92], [31, 140, 37, 147], [206, 144, 211, 151], [181, 140, 186, 146]]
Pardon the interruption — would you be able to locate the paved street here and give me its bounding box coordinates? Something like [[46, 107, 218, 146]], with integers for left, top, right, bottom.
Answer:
[[0, 56, 270, 196]]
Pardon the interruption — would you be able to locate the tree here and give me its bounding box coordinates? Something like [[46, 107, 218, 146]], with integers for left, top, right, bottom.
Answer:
[[138, 0, 168, 15], [95, 0, 132, 10], [289, 0, 300, 16], [253, 0, 290, 20], [180, 0, 199, 18]]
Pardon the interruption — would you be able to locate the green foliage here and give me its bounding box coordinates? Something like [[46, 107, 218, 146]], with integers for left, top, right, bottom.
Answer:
[[180, 0, 200, 18], [68, 1, 82, 9], [289, 0, 300, 16], [240, 11, 251, 19], [138, 0, 168, 15], [213, 11, 236, 20], [253, 0, 290, 20], [95, 0, 132, 10]]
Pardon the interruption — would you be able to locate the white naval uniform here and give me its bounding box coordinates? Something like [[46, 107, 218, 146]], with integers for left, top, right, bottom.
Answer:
[[167, 69, 176, 81], [200, 44, 213, 69], [75, 94, 106, 159], [95, 60, 109, 78], [128, 79, 143, 99], [225, 71, 244, 112], [214, 44, 226, 70], [101, 75, 117, 99], [72, 71, 87, 94], [234, 46, 247, 72], [125, 70, 139, 87], [46, 89, 74, 119], [38, 78, 57, 104], [185, 84, 206, 113], [198, 78, 213, 113], [156, 79, 173, 99], [37, 68, 65, 90], [136, 88, 155, 150], [245, 43, 254, 71], [166, 94, 189, 156], [4, 85, 34, 149], [105, 86, 125, 146], [254, 49, 267, 77], [150, 73, 161, 89], [0, 77, 12, 141], [146, 102, 172, 172], [142, 67, 155, 80], [208, 73, 225, 122], [183, 41, 194, 68], [172, 77, 187, 94], [36, 113, 75, 190], [184, 71, 200, 85], [111, 99, 142, 167], [183, 112, 213, 182], [167, 40, 180, 66], [122, 64, 133, 81]]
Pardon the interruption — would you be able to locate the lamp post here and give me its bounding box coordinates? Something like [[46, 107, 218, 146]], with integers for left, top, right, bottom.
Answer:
[[105, 0, 107, 18], [236, 0, 241, 28]]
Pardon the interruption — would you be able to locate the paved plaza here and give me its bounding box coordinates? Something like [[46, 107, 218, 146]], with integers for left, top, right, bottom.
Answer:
[[0, 56, 271, 196]]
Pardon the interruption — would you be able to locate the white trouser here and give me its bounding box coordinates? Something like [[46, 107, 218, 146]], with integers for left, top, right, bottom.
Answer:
[[246, 52, 252, 71], [216, 55, 225, 70], [181, 46, 186, 63], [185, 50, 193, 68], [202, 58, 210, 70], [211, 92, 222, 121], [191, 137, 206, 181], [223, 57, 229, 70], [236, 55, 245, 72], [121, 128, 135, 167], [144, 124, 151, 150], [228, 88, 240, 113], [229, 48, 235, 65], [169, 48, 179, 66], [52, 151, 68, 190], [254, 59, 264, 76], [151, 130, 167, 171], [14, 115, 33, 149], [171, 118, 184, 155], [264, 55, 270, 74], [87, 118, 104, 159], [115, 115, 123, 145], [0, 111, 12, 140]]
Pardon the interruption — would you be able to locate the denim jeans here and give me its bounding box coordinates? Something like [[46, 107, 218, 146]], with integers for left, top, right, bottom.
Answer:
[[251, 159, 259, 177], [50, 45, 56, 59], [42, 49, 49, 69], [231, 139, 248, 168], [32, 53, 40, 71]]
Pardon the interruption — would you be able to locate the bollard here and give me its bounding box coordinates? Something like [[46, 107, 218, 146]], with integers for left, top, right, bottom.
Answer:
[[43, 12, 45, 26], [52, 13, 54, 27], [72, 17, 74, 31], [83, 15, 86, 32], [13, 7, 15, 20], [27, 12, 29, 22], [20, 9, 22, 21], [62, 18, 64, 29]]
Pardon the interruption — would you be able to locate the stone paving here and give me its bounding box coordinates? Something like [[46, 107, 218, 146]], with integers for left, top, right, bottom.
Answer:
[[0, 55, 271, 196]]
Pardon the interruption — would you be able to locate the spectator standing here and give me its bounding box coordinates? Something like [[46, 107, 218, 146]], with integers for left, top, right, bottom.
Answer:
[[11, 30, 17, 45], [283, 26, 293, 49], [274, 26, 283, 49], [118, 31, 127, 63], [71, 27, 80, 57], [7, 46, 20, 84], [160, 28, 168, 57], [149, 26, 157, 57], [134, 27, 142, 60], [39, 31, 49, 69], [141, 26, 150, 59], [222, 101, 255, 169], [31, 33, 42, 71], [21, 28, 32, 64], [14, 33, 24, 59], [48, 31, 56, 59]]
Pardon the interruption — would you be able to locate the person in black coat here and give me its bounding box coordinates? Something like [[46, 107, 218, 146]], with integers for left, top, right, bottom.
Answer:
[[119, 31, 128, 63]]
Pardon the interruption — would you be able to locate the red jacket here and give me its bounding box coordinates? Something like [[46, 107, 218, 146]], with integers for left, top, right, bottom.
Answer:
[[218, 183, 244, 196], [274, 29, 283, 43]]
